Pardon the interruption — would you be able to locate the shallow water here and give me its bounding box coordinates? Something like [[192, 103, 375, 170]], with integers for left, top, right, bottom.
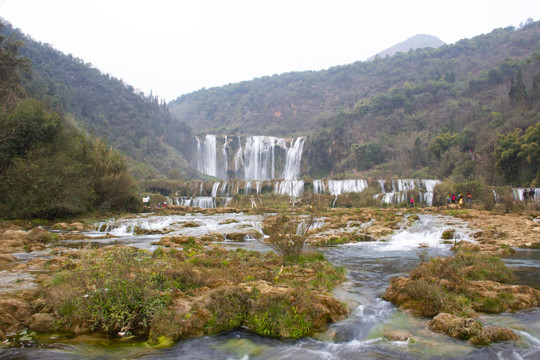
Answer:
[[1, 213, 539, 359]]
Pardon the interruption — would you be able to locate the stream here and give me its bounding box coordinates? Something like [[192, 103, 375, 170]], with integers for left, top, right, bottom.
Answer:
[[1, 213, 539, 359]]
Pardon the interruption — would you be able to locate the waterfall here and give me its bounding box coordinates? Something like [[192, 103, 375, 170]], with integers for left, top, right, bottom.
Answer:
[[282, 137, 305, 180], [243, 136, 276, 180], [196, 135, 218, 177], [328, 179, 368, 195], [195, 135, 304, 181], [221, 136, 228, 179], [275, 180, 304, 197], [313, 180, 326, 194], [421, 179, 441, 206], [211, 181, 220, 198], [378, 180, 386, 193]]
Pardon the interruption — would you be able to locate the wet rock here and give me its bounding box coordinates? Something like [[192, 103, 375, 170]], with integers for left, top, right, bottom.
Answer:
[[28, 313, 56, 333], [442, 229, 455, 239], [225, 229, 263, 241], [27, 227, 57, 243], [0, 309, 18, 334], [219, 219, 239, 225], [0, 254, 17, 264], [200, 233, 225, 242], [428, 313, 518, 345], [384, 329, 414, 342], [182, 221, 203, 228]]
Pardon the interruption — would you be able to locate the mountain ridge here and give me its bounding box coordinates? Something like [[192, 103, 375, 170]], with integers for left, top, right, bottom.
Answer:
[[366, 34, 445, 61]]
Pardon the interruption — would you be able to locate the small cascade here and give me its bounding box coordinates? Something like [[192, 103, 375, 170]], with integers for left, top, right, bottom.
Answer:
[[328, 179, 368, 195], [211, 181, 220, 198], [192, 197, 215, 209], [274, 180, 304, 197], [376, 179, 440, 206], [378, 180, 386, 193], [313, 179, 326, 194]]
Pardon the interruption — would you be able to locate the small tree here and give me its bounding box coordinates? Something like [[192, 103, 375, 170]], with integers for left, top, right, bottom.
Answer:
[[262, 210, 315, 259]]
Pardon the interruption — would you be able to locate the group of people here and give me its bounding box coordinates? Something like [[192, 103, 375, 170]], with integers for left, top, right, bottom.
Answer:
[[522, 188, 536, 203], [446, 192, 472, 206]]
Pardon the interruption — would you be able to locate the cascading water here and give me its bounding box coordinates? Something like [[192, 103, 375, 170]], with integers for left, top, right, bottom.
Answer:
[[196, 135, 218, 177], [194, 135, 304, 181], [282, 137, 305, 180], [313, 179, 326, 194]]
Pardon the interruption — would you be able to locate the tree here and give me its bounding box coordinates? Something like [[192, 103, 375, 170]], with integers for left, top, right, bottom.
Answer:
[[509, 69, 527, 100], [494, 129, 523, 184], [0, 99, 61, 174], [0, 24, 30, 111], [519, 121, 540, 186]]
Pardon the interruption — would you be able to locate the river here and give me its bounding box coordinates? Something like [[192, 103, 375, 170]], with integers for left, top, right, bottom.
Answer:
[[1, 213, 539, 359]]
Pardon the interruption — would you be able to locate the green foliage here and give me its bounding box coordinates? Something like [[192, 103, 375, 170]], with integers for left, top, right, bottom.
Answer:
[[47, 247, 171, 334], [0, 99, 61, 172], [0, 24, 30, 111], [0, 99, 141, 219], [428, 132, 460, 159], [495, 121, 540, 186]]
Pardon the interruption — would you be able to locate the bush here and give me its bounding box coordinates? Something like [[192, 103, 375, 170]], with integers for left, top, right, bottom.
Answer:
[[262, 212, 315, 259], [46, 247, 171, 334]]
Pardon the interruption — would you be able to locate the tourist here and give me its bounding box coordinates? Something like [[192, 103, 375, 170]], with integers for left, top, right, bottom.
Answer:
[[466, 191, 472, 204], [250, 195, 257, 208], [529, 188, 536, 202], [410, 196, 414, 208], [451, 194, 456, 204], [523, 189, 529, 203], [446, 194, 451, 205]]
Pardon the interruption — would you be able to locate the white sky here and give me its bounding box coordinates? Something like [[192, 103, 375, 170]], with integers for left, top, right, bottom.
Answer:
[[1, 0, 539, 102]]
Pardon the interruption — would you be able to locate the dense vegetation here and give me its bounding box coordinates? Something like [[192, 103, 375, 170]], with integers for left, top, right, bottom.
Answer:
[[0, 24, 141, 219], [170, 20, 540, 186], [1, 23, 194, 180]]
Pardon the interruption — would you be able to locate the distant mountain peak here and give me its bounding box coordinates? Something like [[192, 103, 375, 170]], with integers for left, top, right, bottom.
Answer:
[[367, 34, 445, 61]]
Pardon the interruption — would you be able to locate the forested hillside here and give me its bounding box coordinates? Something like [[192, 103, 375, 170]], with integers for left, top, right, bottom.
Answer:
[[0, 24, 143, 219], [169, 20, 540, 186], [2, 23, 194, 180]]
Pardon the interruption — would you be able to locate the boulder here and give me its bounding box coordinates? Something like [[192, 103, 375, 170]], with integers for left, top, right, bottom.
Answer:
[[384, 329, 414, 342], [0, 298, 33, 321], [28, 313, 56, 333], [428, 313, 518, 345]]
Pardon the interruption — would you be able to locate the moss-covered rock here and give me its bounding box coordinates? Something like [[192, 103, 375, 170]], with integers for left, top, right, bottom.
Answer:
[[428, 313, 518, 345]]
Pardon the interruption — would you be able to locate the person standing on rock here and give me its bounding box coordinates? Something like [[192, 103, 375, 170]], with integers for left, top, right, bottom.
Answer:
[[467, 191, 472, 204], [410, 196, 414, 208]]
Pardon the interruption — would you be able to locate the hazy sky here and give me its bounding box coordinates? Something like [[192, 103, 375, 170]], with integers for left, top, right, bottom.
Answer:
[[1, 0, 539, 101]]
